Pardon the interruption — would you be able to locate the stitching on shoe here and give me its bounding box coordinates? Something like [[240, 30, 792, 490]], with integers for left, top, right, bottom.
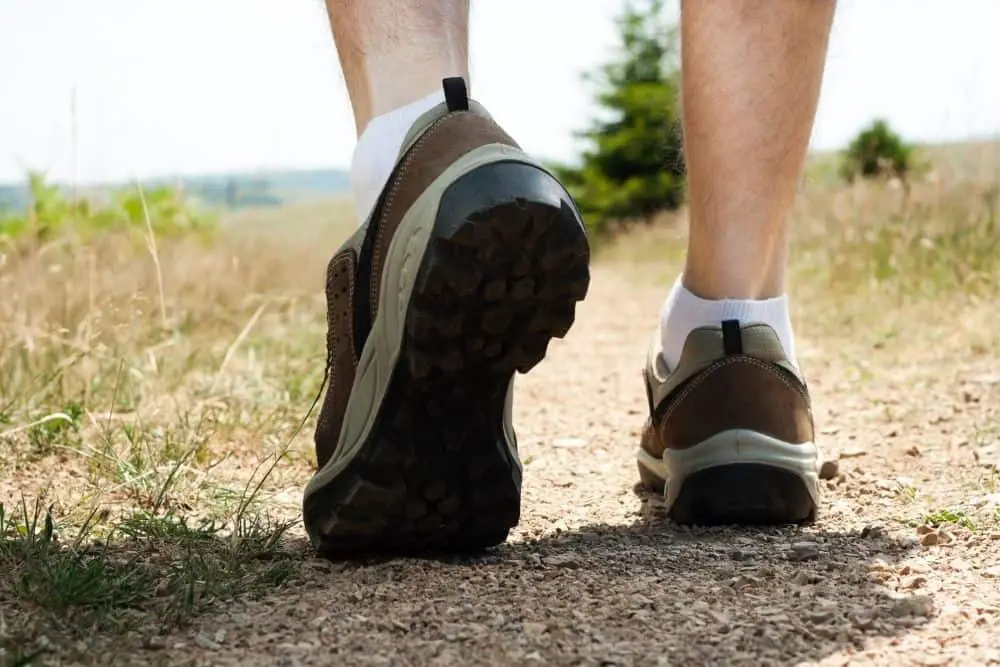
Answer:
[[369, 114, 457, 317], [328, 251, 358, 378]]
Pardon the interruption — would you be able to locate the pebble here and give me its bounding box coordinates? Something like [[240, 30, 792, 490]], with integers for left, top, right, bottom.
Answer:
[[522, 622, 547, 637], [819, 459, 840, 480], [808, 609, 835, 624], [972, 493, 1000, 507], [789, 541, 821, 561], [890, 595, 935, 618], [920, 531, 940, 546], [861, 524, 886, 539], [143, 637, 167, 651], [545, 551, 582, 569]]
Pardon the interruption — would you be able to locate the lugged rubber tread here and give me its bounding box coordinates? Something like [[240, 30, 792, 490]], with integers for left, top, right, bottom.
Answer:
[[665, 463, 817, 526], [306, 162, 590, 557]]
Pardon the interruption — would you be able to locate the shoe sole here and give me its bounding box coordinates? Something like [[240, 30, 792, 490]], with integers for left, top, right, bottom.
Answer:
[[637, 429, 820, 525], [304, 160, 590, 557]]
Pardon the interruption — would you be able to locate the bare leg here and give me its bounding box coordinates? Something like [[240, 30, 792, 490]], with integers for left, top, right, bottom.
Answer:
[[324, 0, 470, 135], [639, 3, 836, 526], [680, 0, 836, 299]]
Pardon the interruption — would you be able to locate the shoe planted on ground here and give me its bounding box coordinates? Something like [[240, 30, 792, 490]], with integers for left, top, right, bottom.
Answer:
[[638, 319, 821, 524], [304, 77, 591, 556]]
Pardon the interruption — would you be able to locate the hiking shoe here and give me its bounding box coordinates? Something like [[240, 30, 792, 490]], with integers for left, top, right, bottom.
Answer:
[[304, 77, 591, 556], [638, 319, 821, 524]]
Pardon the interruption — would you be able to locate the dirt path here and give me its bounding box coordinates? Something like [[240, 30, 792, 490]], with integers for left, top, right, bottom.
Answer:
[[133, 257, 1000, 667]]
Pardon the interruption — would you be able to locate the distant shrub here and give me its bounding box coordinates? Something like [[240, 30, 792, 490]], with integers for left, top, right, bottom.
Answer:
[[840, 120, 914, 183], [0, 172, 216, 246]]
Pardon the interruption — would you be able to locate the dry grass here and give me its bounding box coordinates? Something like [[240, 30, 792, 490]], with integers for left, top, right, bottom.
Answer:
[[601, 141, 1000, 328], [1, 144, 999, 663], [0, 199, 355, 663]]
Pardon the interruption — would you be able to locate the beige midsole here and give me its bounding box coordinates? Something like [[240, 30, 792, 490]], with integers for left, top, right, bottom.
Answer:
[[637, 429, 822, 507], [304, 144, 541, 501]]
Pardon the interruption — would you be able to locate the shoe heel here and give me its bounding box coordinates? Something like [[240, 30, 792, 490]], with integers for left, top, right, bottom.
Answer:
[[305, 161, 590, 557], [670, 464, 818, 525], [407, 160, 591, 379]]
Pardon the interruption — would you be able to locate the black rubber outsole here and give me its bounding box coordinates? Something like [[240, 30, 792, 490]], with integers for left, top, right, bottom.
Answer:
[[306, 162, 590, 558], [639, 462, 817, 526]]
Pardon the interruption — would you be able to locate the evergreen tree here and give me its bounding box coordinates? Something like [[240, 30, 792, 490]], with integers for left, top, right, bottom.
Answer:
[[557, 0, 684, 233]]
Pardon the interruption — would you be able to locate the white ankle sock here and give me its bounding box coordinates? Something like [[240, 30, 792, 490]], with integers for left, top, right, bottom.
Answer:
[[349, 90, 444, 225], [660, 275, 797, 371]]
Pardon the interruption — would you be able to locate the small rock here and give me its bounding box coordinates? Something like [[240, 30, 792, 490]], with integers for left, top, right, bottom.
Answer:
[[143, 637, 167, 650], [938, 528, 954, 544], [905, 445, 921, 457], [792, 571, 824, 585], [819, 459, 840, 480], [789, 541, 821, 562], [861, 524, 886, 539], [876, 479, 897, 492], [916, 524, 935, 535], [522, 622, 547, 637], [195, 634, 220, 651], [902, 575, 927, 590], [983, 566, 1000, 579], [730, 549, 751, 561], [841, 448, 866, 458], [920, 531, 940, 546], [972, 493, 1000, 508], [545, 551, 582, 569], [851, 612, 876, 630], [901, 560, 932, 575], [891, 595, 934, 618], [808, 609, 835, 624], [153, 579, 170, 597], [729, 574, 763, 589]]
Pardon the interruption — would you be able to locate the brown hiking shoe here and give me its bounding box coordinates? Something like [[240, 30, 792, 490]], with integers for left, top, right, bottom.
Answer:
[[304, 78, 591, 556], [638, 319, 821, 524]]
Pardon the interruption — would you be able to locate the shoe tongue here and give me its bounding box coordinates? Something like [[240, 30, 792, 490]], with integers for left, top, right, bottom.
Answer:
[[396, 78, 493, 160]]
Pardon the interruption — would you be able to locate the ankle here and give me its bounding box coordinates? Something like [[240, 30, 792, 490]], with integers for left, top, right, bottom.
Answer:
[[683, 236, 789, 299], [681, 266, 787, 301], [660, 275, 797, 370], [349, 90, 444, 225]]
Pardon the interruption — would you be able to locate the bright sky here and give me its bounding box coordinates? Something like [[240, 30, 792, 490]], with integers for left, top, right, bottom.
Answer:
[[1, 0, 998, 185]]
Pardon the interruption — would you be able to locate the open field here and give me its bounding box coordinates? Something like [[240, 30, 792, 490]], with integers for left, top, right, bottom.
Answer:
[[2, 145, 1000, 665]]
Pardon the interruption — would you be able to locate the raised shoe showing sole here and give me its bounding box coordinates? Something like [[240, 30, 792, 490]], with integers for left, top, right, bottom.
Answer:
[[304, 78, 590, 557], [638, 320, 821, 525]]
